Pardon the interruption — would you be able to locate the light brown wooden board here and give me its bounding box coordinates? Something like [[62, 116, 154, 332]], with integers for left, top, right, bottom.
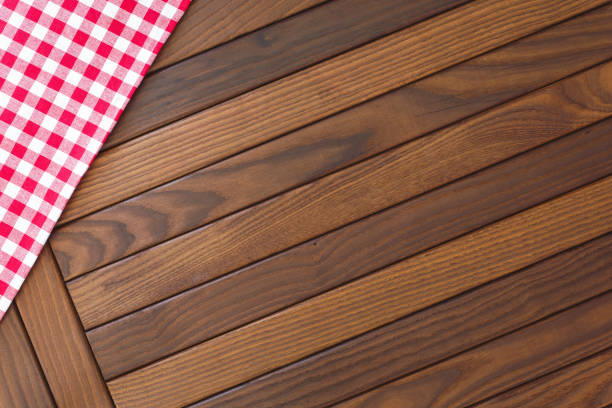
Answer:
[[106, 177, 612, 407], [68, 60, 612, 329], [87, 119, 612, 379], [15, 246, 113, 408], [109, 0, 470, 148], [50, 3, 612, 277], [474, 348, 612, 408], [0, 306, 54, 408], [334, 293, 612, 408], [150, 0, 327, 71], [189, 234, 612, 408], [58, 0, 604, 224]]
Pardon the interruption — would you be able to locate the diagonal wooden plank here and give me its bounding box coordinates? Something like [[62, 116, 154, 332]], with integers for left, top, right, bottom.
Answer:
[[194, 234, 612, 408], [333, 293, 612, 408], [106, 176, 612, 408], [109, 0, 469, 148], [149, 0, 328, 72], [14, 246, 113, 408], [0, 306, 54, 408], [59, 0, 606, 223], [473, 348, 612, 408], [68, 60, 612, 329], [87, 119, 612, 379], [50, 3, 612, 276]]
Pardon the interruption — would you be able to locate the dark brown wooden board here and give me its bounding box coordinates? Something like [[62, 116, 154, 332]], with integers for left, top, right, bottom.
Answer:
[[87, 119, 612, 379], [334, 292, 612, 408], [50, 3, 612, 276], [15, 246, 113, 408], [58, 0, 603, 224], [68, 61, 612, 329], [107, 0, 470, 148], [194, 234, 612, 408], [474, 348, 612, 408], [149, 0, 328, 72], [106, 177, 612, 408], [0, 306, 54, 408]]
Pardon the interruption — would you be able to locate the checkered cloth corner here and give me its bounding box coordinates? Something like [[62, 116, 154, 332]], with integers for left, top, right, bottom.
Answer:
[[0, 0, 189, 321]]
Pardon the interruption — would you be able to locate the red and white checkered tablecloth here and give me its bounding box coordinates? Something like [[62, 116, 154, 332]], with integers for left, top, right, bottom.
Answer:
[[0, 0, 189, 321]]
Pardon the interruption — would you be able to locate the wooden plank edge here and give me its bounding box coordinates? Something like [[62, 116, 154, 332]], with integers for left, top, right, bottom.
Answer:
[[15, 245, 114, 408]]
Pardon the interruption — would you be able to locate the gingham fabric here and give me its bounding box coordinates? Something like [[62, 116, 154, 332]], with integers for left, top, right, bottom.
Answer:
[[0, 0, 189, 321]]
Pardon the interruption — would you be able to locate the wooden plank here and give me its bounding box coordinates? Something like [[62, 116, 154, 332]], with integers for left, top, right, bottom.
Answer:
[[333, 293, 612, 408], [50, 4, 612, 276], [109, 0, 469, 148], [195, 234, 612, 408], [106, 176, 612, 408], [0, 306, 55, 408], [149, 0, 328, 72], [58, 0, 604, 223], [68, 61, 612, 329], [14, 246, 113, 408], [474, 348, 612, 408], [87, 120, 612, 379]]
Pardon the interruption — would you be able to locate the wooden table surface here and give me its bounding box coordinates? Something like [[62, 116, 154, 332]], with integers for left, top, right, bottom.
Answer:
[[2, 0, 612, 406]]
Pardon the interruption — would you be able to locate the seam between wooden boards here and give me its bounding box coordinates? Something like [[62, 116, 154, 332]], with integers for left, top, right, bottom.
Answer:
[[86, 119, 612, 379], [65, 59, 612, 330], [467, 346, 612, 408], [105, 176, 612, 407], [52, 1, 612, 277], [188, 232, 612, 408], [15, 246, 115, 408], [107, 0, 473, 149], [12, 305, 57, 408], [329, 290, 612, 408], [57, 0, 607, 224], [147, 0, 334, 74]]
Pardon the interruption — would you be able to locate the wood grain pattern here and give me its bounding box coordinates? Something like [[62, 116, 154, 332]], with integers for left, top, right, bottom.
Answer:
[[51, 4, 612, 276], [334, 292, 612, 408], [14, 246, 113, 408], [87, 119, 612, 379], [149, 0, 328, 72], [195, 234, 612, 408], [68, 61, 612, 329], [474, 348, 612, 408], [59, 0, 604, 224], [106, 177, 612, 408], [0, 306, 54, 408], [109, 0, 469, 148]]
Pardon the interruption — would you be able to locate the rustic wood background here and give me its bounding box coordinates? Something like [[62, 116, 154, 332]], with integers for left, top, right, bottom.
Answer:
[[2, 0, 611, 406]]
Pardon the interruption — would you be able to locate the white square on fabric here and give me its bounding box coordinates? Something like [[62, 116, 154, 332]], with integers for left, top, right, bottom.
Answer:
[[42, 1, 61, 18], [7, 11, 24, 28], [6, 68, 23, 86], [126, 14, 142, 31], [78, 47, 96, 64], [13, 217, 30, 233], [38, 172, 55, 188], [41, 115, 59, 132], [41, 58, 59, 74], [9, 274, 25, 290], [31, 23, 49, 40], [26, 194, 44, 212], [3, 182, 21, 199], [16, 160, 34, 176], [53, 92, 71, 109], [29, 80, 47, 97], [67, 13, 84, 30], [1, 239, 18, 256], [114, 36, 130, 53], [28, 137, 46, 153], [55, 36, 73, 53], [102, 2, 120, 18]]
